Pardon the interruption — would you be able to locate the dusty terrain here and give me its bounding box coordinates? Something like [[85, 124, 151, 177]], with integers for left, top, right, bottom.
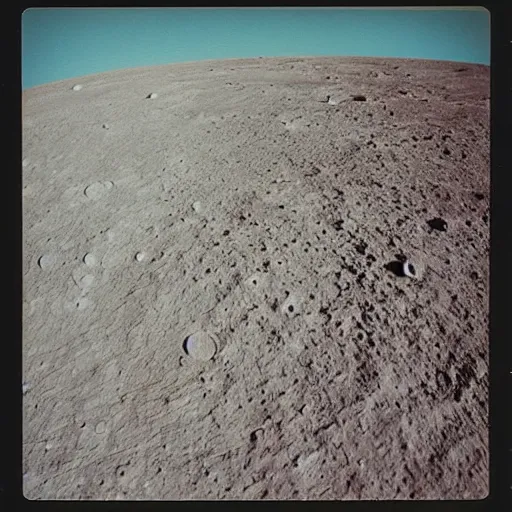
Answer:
[[22, 56, 490, 500]]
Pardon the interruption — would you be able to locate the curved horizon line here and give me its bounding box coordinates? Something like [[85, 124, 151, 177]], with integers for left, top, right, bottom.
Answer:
[[23, 54, 489, 91]]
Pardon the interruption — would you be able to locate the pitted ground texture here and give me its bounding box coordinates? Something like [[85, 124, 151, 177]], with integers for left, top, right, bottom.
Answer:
[[22, 57, 489, 500]]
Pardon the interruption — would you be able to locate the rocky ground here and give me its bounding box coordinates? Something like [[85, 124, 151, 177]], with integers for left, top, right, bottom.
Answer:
[[22, 56, 489, 500]]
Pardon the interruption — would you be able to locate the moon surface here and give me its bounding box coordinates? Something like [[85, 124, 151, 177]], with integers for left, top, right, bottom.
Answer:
[[22, 56, 489, 500]]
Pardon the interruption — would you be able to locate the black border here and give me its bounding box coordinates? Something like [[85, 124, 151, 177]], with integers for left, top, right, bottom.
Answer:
[[7, 1, 511, 510]]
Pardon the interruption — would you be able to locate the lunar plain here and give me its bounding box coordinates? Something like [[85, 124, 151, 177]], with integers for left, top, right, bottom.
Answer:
[[22, 56, 490, 500]]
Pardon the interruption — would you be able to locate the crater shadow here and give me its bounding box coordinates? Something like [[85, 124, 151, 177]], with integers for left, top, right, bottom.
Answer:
[[384, 261, 405, 277]]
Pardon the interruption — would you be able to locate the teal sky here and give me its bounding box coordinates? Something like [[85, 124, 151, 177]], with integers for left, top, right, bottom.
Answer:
[[22, 7, 490, 90]]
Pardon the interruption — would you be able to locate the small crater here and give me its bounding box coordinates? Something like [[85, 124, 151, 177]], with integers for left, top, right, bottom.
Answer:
[[427, 217, 448, 232], [282, 295, 300, 317], [95, 421, 107, 434], [183, 331, 217, 361], [38, 254, 56, 270], [84, 181, 113, 200], [384, 261, 405, 277], [79, 274, 95, 289], [333, 220, 344, 231], [352, 95, 367, 101], [403, 260, 417, 279], [354, 241, 367, 255]]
